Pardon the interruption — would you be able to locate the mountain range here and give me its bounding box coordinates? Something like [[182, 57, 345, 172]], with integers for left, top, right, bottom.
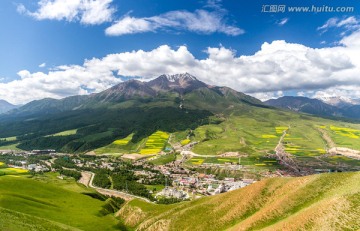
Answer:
[[5, 73, 262, 117], [265, 96, 360, 119], [0, 73, 266, 153], [0, 73, 359, 165]]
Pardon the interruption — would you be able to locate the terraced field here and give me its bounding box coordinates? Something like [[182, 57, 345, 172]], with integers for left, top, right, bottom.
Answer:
[[139, 131, 169, 155]]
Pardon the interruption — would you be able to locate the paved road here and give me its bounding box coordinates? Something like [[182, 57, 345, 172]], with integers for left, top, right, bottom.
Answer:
[[274, 127, 301, 174], [80, 171, 152, 203]]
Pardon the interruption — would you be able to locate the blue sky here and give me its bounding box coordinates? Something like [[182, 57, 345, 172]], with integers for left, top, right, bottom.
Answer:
[[0, 0, 359, 104]]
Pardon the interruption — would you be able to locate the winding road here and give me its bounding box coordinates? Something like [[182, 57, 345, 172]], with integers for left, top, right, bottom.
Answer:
[[79, 171, 152, 203]]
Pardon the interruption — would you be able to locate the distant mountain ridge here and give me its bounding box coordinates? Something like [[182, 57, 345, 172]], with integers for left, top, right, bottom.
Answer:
[[0, 100, 18, 114], [318, 96, 360, 108], [264, 96, 360, 119]]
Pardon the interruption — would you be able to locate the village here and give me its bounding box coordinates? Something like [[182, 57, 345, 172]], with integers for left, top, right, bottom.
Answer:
[[0, 149, 260, 202]]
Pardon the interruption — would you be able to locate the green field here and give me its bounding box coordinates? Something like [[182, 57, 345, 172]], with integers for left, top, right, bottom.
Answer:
[[0, 161, 5, 168], [283, 123, 326, 157], [139, 131, 170, 155], [180, 139, 191, 146], [49, 129, 78, 136], [0, 142, 22, 150], [94, 131, 170, 155], [0, 173, 122, 230], [93, 133, 142, 154], [190, 112, 285, 156], [171, 107, 360, 170], [149, 153, 176, 165], [118, 172, 360, 231], [145, 184, 165, 195], [0, 136, 17, 141], [186, 156, 280, 170], [327, 125, 360, 150]]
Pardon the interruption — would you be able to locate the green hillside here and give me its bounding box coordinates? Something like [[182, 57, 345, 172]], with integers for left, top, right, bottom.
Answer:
[[174, 106, 360, 171], [118, 172, 360, 231], [0, 174, 123, 231], [0, 75, 358, 171]]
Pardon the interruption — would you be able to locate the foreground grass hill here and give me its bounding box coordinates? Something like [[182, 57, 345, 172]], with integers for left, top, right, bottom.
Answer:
[[118, 172, 360, 231], [0, 174, 123, 231]]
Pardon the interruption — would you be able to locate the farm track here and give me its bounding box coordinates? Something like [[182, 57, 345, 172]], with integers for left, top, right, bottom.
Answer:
[[318, 128, 360, 160]]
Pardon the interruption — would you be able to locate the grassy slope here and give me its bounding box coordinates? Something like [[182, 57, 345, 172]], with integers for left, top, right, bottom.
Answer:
[[118, 172, 360, 231], [0, 174, 121, 231], [177, 107, 360, 169], [0, 207, 77, 231]]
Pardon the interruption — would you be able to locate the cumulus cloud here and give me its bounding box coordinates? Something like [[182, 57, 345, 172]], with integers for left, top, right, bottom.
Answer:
[[39, 63, 46, 68], [2, 30, 360, 104], [105, 7, 243, 36], [18, 0, 115, 25]]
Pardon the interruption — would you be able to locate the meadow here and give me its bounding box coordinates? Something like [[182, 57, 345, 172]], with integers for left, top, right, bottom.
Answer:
[[0, 173, 123, 231], [186, 156, 280, 171], [175, 107, 360, 170], [48, 129, 78, 136], [327, 125, 360, 150], [149, 153, 176, 165], [0, 142, 22, 151], [1, 136, 17, 141]]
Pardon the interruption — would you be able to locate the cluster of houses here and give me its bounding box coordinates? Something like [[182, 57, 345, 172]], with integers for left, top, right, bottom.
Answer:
[[156, 187, 189, 199]]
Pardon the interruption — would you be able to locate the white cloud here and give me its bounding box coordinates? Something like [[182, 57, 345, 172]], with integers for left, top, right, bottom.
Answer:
[[277, 18, 289, 26], [318, 16, 360, 34], [106, 8, 243, 36], [2, 30, 360, 104], [105, 16, 155, 35], [39, 63, 46, 68], [18, 0, 115, 25]]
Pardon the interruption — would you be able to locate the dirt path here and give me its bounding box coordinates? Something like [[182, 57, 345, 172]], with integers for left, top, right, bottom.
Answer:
[[317, 128, 335, 149], [317, 128, 360, 160], [328, 147, 360, 160], [78, 172, 92, 187]]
